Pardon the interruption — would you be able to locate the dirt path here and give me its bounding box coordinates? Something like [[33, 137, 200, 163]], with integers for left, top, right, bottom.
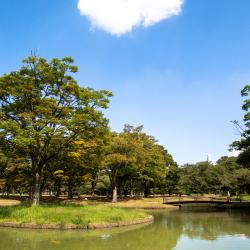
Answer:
[[0, 199, 21, 206]]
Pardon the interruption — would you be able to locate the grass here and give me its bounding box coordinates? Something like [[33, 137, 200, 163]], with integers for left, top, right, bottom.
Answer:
[[232, 194, 250, 201], [108, 198, 174, 209], [0, 203, 148, 226], [64, 197, 175, 209]]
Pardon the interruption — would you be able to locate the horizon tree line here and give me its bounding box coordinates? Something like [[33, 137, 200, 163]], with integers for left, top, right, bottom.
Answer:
[[0, 56, 249, 205]]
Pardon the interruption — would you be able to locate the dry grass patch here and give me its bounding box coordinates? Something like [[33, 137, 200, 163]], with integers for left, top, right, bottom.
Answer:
[[62, 197, 175, 209], [0, 199, 20, 207], [110, 198, 175, 209]]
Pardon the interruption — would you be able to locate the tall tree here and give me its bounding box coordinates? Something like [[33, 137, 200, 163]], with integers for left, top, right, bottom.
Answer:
[[164, 164, 179, 195], [231, 85, 250, 167], [179, 162, 212, 195], [138, 142, 168, 197], [104, 131, 141, 202], [0, 56, 112, 205], [105, 125, 174, 201]]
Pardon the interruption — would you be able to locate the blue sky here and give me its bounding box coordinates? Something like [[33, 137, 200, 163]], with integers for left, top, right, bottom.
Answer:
[[1, 0, 250, 164]]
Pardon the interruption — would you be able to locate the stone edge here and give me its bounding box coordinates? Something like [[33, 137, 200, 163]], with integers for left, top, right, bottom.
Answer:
[[0, 215, 154, 230]]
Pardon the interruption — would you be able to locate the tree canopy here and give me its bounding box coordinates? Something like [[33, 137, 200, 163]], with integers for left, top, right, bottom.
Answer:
[[231, 85, 250, 167], [0, 56, 112, 204], [1, 55, 249, 204]]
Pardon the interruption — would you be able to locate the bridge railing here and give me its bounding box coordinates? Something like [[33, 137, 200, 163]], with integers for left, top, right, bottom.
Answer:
[[163, 196, 184, 203], [209, 196, 231, 202], [163, 196, 231, 204]]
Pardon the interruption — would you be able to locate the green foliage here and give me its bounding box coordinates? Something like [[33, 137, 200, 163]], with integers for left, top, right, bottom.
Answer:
[[177, 156, 250, 196], [0, 55, 112, 204], [1, 56, 250, 200], [164, 165, 179, 195], [104, 124, 175, 200], [179, 162, 212, 195], [231, 85, 250, 167]]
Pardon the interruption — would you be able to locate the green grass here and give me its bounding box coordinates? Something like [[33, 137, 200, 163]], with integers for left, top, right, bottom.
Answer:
[[232, 194, 250, 201], [0, 204, 148, 226]]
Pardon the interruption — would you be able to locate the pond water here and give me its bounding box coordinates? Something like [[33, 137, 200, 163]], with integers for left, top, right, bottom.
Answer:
[[1, 209, 250, 250]]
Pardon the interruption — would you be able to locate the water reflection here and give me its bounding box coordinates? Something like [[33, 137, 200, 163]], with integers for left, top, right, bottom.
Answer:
[[1, 209, 250, 250]]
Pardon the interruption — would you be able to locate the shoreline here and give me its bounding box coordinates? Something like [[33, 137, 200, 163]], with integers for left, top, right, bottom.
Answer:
[[0, 215, 154, 230]]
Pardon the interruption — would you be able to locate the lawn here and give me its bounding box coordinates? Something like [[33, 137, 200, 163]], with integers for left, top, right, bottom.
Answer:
[[0, 204, 148, 226]]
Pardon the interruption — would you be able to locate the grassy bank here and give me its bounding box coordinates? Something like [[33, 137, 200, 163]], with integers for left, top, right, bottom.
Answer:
[[232, 195, 250, 201], [0, 204, 148, 227]]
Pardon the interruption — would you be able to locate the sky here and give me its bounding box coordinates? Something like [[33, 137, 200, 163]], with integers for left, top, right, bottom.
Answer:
[[0, 0, 250, 164]]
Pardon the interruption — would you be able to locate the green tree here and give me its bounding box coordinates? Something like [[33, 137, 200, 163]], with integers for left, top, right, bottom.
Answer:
[[104, 125, 174, 201], [0, 151, 8, 194], [178, 156, 249, 196], [164, 164, 179, 195], [104, 130, 141, 202], [179, 162, 212, 195], [57, 139, 106, 199], [0, 56, 112, 205], [138, 143, 168, 197], [231, 85, 250, 167]]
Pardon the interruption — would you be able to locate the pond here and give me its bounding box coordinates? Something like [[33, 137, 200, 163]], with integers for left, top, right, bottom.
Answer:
[[1, 209, 250, 250]]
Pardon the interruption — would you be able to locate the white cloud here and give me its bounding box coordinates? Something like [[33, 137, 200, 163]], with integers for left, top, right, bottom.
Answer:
[[77, 0, 184, 36]]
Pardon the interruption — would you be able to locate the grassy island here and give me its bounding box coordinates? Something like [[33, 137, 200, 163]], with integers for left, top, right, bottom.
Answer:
[[0, 204, 151, 229]]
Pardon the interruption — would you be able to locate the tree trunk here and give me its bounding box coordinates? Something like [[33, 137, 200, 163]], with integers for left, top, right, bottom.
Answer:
[[124, 188, 128, 198], [56, 186, 61, 198], [130, 189, 134, 197], [32, 171, 42, 205], [112, 170, 118, 202], [68, 179, 73, 199], [91, 179, 97, 196], [29, 188, 32, 200], [55, 179, 61, 198], [40, 176, 46, 201], [112, 185, 117, 202], [130, 179, 134, 197], [144, 181, 150, 198]]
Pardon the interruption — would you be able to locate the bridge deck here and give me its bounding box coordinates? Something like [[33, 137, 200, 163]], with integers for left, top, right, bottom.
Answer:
[[163, 196, 231, 206], [163, 200, 231, 205]]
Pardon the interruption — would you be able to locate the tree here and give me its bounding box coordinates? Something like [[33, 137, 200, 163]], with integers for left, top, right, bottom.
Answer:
[[0, 151, 8, 194], [138, 143, 168, 198], [177, 156, 250, 196], [179, 162, 213, 195], [164, 164, 179, 195], [104, 124, 174, 201], [55, 138, 107, 199], [231, 85, 250, 167], [0, 56, 112, 205], [104, 131, 141, 202]]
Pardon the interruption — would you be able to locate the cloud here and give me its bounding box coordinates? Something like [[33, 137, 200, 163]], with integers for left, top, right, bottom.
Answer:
[[77, 0, 184, 36]]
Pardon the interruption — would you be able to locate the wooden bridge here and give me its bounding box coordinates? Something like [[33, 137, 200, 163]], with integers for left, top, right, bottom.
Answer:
[[163, 196, 232, 207]]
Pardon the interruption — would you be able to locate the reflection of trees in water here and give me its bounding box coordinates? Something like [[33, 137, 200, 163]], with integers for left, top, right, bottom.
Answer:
[[0, 216, 182, 250], [1, 210, 250, 250], [170, 210, 250, 240]]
